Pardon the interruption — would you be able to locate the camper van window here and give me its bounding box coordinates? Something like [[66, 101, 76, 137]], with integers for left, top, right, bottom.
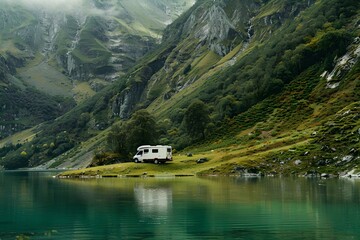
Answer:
[[137, 151, 143, 156], [152, 149, 159, 153], [144, 149, 149, 154], [167, 148, 171, 152]]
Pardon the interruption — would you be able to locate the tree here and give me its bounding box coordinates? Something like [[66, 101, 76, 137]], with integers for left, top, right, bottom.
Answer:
[[126, 110, 159, 153], [107, 110, 159, 155], [217, 95, 241, 119], [183, 100, 210, 140], [107, 123, 127, 154]]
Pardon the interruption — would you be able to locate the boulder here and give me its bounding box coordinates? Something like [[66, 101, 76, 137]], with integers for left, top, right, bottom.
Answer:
[[196, 158, 209, 164], [321, 173, 330, 178]]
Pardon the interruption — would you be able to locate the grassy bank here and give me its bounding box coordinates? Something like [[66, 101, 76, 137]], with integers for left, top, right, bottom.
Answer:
[[58, 129, 314, 178]]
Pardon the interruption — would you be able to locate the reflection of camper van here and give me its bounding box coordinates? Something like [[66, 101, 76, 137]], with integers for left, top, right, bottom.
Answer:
[[133, 145, 172, 164], [134, 185, 172, 214]]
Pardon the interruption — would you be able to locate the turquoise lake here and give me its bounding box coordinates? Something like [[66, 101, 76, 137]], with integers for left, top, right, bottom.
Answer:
[[0, 172, 360, 239]]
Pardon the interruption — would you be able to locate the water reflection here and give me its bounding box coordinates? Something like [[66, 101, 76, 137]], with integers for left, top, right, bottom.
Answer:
[[134, 184, 172, 215], [1, 173, 360, 239]]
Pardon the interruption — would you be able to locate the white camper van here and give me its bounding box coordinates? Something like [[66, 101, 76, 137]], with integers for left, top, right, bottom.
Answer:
[[133, 145, 172, 164]]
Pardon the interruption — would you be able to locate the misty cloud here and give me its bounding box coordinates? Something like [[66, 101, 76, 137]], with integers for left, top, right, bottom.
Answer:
[[0, 0, 86, 13]]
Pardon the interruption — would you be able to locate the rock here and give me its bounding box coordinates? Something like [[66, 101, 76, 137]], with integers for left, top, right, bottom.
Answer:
[[242, 168, 263, 177], [294, 160, 302, 165], [342, 155, 354, 163], [349, 148, 358, 154], [305, 170, 320, 178], [340, 170, 360, 178], [325, 159, 333, 165], [321, 173, 330, 178], [196, 158, 209, 164], [301, 151, 310, 156], [187, 153, 193, 157], [188, 5, 243, 56]]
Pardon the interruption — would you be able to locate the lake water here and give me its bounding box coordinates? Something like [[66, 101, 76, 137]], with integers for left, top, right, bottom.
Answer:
[[1, 172, 360, 239]]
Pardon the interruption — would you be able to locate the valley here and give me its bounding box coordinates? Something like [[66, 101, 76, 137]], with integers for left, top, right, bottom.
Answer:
[[1, 0, 360, 178]]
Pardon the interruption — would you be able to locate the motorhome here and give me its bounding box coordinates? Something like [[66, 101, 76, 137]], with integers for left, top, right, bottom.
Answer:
[[133, 145, 172, 164]]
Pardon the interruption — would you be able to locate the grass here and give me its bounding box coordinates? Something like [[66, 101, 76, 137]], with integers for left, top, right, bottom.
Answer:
[[73, 81, 96, 104], [255, 0, 286, 20], [18, 59, 73, 97], [0, 128, 38, 148], [112, 58, 360, 178], [58, 125, 313, 178]]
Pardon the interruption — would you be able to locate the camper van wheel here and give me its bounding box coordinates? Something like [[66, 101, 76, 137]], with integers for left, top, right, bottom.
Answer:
[[154, 159, 159, 164], [134, 158, 139, 163]]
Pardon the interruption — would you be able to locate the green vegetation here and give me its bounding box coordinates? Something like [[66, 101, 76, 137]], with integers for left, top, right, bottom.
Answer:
[[184, 100, 210, 140], [2, 0, 360, 177], [0, 80, 76, 139], [106, 110, 159, 156]]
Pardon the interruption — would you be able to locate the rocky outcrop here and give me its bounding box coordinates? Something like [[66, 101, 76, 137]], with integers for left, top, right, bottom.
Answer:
[[183, 3, 245, 56], [111, 48, 172, 118], [322, 37, 360, 89], [0, 54, 17, 77], [112, 82, 147, 119], [193, 5, 240, 56]]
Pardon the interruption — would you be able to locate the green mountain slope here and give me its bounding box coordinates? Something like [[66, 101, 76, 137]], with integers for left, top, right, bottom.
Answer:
[[0, 0, 194, 139], [1, 0, 359, 175]]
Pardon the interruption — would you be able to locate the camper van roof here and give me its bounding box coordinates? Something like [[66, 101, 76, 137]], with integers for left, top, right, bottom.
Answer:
[[137, 145, 172, 149]]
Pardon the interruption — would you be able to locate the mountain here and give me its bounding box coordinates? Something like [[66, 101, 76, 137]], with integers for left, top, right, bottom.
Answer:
[[1, 0, 359, 175], [0, 0, 194, 139]]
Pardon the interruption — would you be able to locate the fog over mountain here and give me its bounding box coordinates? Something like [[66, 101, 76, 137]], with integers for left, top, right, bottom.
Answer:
[[0, 0, 85, 12]]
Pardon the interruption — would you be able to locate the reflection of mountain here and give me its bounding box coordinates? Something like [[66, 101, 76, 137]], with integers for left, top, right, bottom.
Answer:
[[134, 185, 172, 214]]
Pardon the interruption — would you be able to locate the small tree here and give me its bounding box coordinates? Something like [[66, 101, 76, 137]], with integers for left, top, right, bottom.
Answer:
[[183, 99, 210, 140]]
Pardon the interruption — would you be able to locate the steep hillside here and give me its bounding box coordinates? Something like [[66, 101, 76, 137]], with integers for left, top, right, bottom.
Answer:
[[0, 0, 194, 139], [1, 0, 359, 174], [0, 52, 76, 139], [1, 0, 195, 82]]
